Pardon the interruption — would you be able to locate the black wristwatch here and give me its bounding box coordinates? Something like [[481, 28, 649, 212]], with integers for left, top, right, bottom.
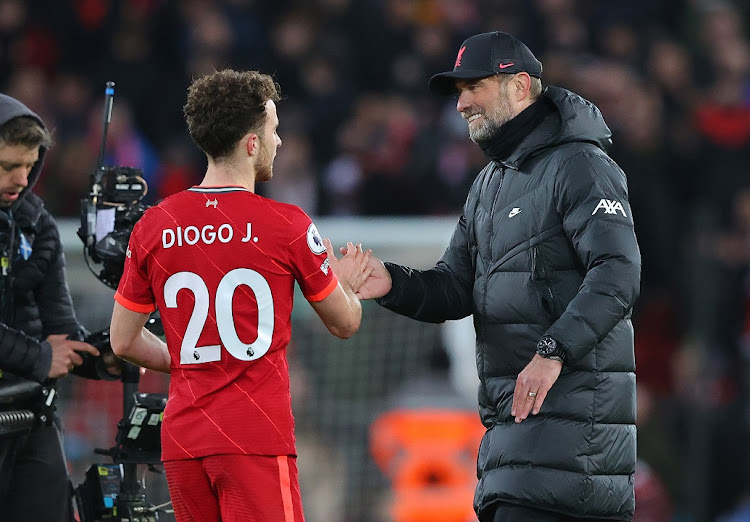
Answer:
[[536, 335, 567, 364]]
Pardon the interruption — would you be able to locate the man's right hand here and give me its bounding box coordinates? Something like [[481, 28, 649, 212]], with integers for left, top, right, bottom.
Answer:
[[46, 334, 100, 379], [324, 240, 373, 296]]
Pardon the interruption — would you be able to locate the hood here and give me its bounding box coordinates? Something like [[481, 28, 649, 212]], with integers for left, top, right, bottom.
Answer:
[[503, 86, 613, 166], [0, 94, 48, 210]]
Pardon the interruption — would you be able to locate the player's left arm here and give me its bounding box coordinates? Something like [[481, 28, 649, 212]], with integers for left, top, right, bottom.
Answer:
[[110, 302, 171, 373]]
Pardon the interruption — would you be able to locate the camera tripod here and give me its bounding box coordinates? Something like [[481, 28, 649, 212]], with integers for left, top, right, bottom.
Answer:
[[76, 321, 170, 521]]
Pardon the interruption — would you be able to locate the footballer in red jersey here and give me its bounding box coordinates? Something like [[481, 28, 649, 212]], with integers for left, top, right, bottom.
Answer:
[[115, 186, 337, 460], [109, 70, 371, 522]]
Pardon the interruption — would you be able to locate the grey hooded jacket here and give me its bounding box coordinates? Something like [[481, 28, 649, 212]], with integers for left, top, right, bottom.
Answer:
[[378, 86, 641, 519]]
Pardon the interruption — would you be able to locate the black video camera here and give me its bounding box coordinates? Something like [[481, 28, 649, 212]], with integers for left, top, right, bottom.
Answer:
[[76, 82, 150, 290], [77, 165, 149, 289]]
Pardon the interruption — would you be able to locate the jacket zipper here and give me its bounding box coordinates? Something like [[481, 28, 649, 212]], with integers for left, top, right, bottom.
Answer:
[[1, 212, 15, 324], [483, 161, 518, 301], [532, 245, 558, 318], [481, 164, 506, 404]]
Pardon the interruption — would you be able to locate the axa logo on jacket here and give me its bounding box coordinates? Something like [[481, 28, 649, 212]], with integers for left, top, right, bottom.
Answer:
[[592, 198, 627, 217]]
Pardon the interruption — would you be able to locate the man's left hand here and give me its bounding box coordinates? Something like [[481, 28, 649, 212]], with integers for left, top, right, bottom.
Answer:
[[511, 354, 562, 423]]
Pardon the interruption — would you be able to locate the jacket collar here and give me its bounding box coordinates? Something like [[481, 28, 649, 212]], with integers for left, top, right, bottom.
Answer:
[[479, 86, 613, 168], [0, 193, 43, 229], [479, 95, 556, 165]]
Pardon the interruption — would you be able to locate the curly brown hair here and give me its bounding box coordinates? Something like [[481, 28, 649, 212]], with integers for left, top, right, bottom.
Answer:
[[183, 69, 281, 161]]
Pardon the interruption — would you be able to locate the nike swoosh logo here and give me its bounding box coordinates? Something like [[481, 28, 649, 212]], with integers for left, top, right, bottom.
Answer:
[[508, 208, 522, 218], [498, 63, 515, 69]]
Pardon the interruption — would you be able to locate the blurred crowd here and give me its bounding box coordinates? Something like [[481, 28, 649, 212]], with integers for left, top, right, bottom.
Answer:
[[3, 0, 750, 520]]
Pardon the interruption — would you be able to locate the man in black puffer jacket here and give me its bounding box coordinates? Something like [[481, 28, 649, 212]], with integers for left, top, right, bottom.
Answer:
[[0, 93, 117, 521], [347, 32, 640, 521]]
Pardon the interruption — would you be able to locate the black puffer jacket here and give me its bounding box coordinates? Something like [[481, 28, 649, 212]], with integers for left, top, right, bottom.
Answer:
[[378, 87, 641, 519], [0, 94, 83, 383]]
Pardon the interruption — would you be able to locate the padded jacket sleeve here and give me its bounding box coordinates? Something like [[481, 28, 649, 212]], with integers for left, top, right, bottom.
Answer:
[[546, 150, 641, 360], [0, 327, 52, 383], [377, 215, 475, 323], [34, 213, 80, 337]]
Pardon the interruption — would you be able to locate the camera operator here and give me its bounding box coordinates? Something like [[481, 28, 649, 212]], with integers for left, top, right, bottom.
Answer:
[[0, 93, 120, 521]]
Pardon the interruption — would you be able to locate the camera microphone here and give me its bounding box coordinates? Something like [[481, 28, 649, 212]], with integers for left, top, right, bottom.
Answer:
[[79, 82, 116, 252], [96, 81, 115, 187]]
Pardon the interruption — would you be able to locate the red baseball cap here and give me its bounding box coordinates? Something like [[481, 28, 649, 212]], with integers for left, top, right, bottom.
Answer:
[[429, 31, 543, 95]]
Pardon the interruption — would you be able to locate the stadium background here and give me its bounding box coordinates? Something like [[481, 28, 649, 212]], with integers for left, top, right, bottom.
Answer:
[[3, 0, 750, 520]]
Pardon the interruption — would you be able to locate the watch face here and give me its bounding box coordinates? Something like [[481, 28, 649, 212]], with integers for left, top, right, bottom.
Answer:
[[538, 336, 557, 355]]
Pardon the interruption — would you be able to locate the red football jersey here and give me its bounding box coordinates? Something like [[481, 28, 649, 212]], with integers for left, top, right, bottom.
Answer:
[[114, 186, 337, 461]]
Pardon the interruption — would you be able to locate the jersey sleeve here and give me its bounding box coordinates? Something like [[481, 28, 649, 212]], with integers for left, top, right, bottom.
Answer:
[[288, 212, 337, 302], [114, 218, 157, 313]]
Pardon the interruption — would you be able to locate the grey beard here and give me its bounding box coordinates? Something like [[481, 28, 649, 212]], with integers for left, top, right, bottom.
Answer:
[[469, 118, 503, 144]]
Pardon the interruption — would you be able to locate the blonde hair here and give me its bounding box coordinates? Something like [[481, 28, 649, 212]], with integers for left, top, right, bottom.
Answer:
[[529, 76, 543, 99]]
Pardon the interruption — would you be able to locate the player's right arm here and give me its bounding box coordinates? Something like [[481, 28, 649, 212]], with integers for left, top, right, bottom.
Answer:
[[108, 213, 170, 372], [310, 241, 372, 339], [309, 286, 361, 339], [110, 302, 171, 373]]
